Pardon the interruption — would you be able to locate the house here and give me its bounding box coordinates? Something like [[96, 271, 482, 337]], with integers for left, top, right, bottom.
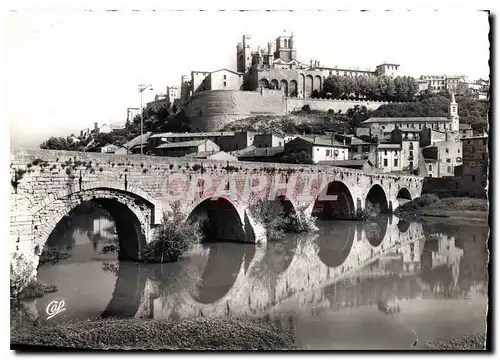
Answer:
[[83, 139, 101, 152], [376, 143, 402, 173], [421, 140, 462, 178], [459, 123, 474, 139], [253, 133, 285, 148], [193, 68, 244, 93], [100, 144, 127, 155], [458, 135, 488, 189], [123, 132, 152, 154], [335, 134, 377, 160], [233, 146, 284, 162], [361, 117, 452, 140], [283, 135, 349, 164], [147, 131, 246, 152], [154, 139, 220, 157], [390, 127, 420, 171], [317, 159, 375, 172], [184, 150, 238, 162]]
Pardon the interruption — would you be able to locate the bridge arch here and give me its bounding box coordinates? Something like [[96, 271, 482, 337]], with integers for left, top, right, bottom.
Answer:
[[312, 181, 356, 220], [365, 184, 390, 214], [396, 187, 412, 200], [187, 196, 246, 243], [33, 187, 159, 269]]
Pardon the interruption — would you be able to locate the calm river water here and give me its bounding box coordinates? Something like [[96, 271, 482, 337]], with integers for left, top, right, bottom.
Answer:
[[18, 209, 489, 350]]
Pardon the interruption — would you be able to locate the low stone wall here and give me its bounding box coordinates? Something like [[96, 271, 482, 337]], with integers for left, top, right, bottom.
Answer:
[[285, 98, 391, 114], [422, 177, 487, 199]]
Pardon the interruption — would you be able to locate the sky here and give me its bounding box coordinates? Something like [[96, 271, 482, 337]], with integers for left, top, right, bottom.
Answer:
[[6, 10, 490, 148]]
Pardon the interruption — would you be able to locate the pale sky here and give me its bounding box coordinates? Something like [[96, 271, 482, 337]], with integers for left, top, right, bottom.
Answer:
[[6, 10, 490, 148]]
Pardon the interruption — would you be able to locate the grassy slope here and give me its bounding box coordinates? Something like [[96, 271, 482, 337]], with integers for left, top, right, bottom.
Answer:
[[11, 315, 296, 350], [220, 113, 351, 135], [395, 195, 488, 222]]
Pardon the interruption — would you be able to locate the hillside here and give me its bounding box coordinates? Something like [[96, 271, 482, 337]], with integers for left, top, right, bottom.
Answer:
[[219, 113, 352, 135]]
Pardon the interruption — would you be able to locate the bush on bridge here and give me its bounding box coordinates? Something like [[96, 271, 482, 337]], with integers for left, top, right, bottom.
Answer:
[[249, 199, 288, 241], [141, 201, 203, 263]]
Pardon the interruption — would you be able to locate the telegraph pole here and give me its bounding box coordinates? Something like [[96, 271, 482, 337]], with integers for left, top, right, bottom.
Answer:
[[138, 84, 153, 155]]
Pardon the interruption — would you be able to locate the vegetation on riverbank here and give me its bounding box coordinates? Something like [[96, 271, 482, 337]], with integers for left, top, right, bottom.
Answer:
[[418, 332, 486, 350], [394, 195, 488, 221], [38, 248, 71, 266], [141, 201, 202, 263], [11, 316, 296, 350]]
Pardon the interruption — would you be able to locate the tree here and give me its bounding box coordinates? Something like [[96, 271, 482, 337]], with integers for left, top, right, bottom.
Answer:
[[346, 105, 369, 130], [141, 201, 202, 263]]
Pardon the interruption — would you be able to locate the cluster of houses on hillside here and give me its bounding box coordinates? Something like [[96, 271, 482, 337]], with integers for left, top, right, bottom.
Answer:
[[89, 92, 487, 197]]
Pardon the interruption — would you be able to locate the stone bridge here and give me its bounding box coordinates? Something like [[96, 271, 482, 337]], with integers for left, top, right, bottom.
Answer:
[[10, 148, 423, 277]]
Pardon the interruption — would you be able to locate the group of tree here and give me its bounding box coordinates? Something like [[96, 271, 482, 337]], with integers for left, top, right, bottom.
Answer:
[[322, 75, 419, 102], [40, 102, 188, 151], [372, 91, 489, 133]]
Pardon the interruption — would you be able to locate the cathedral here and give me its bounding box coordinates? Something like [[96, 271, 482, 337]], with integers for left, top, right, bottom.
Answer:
[[238, 31, 400, 98]]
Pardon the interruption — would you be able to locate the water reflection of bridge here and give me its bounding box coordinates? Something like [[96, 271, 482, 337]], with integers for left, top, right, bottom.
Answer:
[[134, 216, 481, 322], [31, 216, 488, 325]]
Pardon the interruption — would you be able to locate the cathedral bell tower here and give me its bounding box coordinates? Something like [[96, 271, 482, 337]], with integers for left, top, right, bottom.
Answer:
[[449, 90, 460, 140]]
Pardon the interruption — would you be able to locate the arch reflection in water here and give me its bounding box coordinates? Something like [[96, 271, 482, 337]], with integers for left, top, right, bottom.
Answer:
[[316, 220, 356, 268], [397, 218, 411, 234], [248, 235, 301, 293], [191, 243, 248, 304], [101, 262, 147, 319], [363, 215, 389, 247]]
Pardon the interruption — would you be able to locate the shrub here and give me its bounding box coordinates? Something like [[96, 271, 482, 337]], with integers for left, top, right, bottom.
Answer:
[[301, 104, 311, 112], [10, 253, 34, 299], [361, 202, 381, 220], [141, 201, 202, 263], [101, 244, 119, 254], [286, 211, 318, 233], [39, 248, 70, 266], [249, 199, 288, 241]]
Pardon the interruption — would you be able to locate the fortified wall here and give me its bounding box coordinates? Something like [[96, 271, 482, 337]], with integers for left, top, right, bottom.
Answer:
[[184, 90, 398, 132], [185, 89, 285, 131]]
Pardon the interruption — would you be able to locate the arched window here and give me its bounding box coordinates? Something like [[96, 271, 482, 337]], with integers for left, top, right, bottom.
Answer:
[[409, 142, 414, 150], [284, 39, 288, 48]]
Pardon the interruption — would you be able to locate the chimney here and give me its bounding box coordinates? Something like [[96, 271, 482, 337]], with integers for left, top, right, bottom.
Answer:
[[94, 122, 98, 130], [310, 60, 313, 68]]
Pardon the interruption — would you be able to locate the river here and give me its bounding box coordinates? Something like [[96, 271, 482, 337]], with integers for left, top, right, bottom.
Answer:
[[17, 208, 489, 350]]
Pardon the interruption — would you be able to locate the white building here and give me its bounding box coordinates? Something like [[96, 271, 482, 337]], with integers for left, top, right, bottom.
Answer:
[[283, 135, 349, 164], [376, 143, 402, 173]]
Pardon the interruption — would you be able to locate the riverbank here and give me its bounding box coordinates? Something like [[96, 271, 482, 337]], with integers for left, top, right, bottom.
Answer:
[[11, 315, 296, 351], [395, 195, 488, 223], [418, 332, 486, 350]]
